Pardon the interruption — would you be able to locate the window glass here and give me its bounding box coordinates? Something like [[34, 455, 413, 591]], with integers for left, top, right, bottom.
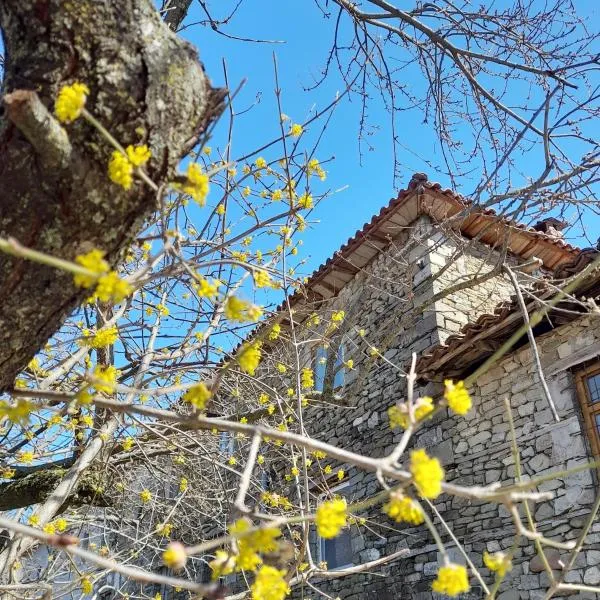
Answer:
[[586, 373, 600, 403], [321, 528, 353, 569], [315, 347, 328, 392]]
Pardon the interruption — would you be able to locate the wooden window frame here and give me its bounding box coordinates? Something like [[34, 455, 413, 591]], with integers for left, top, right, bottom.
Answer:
[[575, 362, 600, 458]]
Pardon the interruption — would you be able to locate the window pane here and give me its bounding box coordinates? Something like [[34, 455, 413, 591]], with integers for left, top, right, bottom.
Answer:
[[595, 413, 600, 435], [323, 529, 353, 569], [334, 345, 345, 389], [586, 374, 600, 403], [315, 347, 328, 392]]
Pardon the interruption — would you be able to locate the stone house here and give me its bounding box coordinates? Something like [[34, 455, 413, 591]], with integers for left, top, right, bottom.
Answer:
[[250, 173, 600, 600]]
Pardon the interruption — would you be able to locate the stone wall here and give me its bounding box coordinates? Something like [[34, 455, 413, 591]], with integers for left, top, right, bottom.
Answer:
[[296, 315, 600, 600]]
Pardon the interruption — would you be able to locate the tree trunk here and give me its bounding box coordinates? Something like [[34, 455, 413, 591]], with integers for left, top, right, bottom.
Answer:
[[0, 0, 224, 391]]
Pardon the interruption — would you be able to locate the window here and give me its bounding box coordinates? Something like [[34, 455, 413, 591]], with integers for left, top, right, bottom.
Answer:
[[314, 345, 345, 392], [575, 362, 600, 457], [316, 482, 354, 570]]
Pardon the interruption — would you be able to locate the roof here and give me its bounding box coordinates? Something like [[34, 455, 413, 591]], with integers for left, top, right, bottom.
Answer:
[[415, 248, 600, 380], [281, 172, 579, 309]]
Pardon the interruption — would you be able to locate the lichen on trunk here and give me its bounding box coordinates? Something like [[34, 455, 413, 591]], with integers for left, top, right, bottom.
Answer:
[[0, 0, 224, 391]]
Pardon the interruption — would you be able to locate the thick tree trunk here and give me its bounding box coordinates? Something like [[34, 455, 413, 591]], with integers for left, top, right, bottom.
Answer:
[[0, 0, 224, 391]]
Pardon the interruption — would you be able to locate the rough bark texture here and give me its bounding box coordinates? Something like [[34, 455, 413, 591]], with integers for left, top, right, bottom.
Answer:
[[0, 468, 109, 512], [0, 0, 224, 391]]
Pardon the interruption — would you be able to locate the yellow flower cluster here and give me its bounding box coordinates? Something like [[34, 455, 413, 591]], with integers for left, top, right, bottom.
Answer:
[[225, 296, 263, 322], [388, 396, 434, 430], [409, 449, 444, 499], [179, 163, 210, 206], [383, 492, 424, 525], [0, 399, 35, 425], [251, 565, 290, 600], [315, 498, 347, 539], [122, 437, 134, 452], [83, 326, 118, 348], [91, 364, 118, 394], [74, 249, 132, 303], [290, 123, 303, 137], [156, 522, 173, 537], [179, 477, 188, 492], [193, 276, 220, 299], [253, 269, 272, 288], [81, 576, 93, 595], [140, 489, 152, 503], [307, 158, 326, 181], [108, 145, 151, 190], [444, 380, 472, 415], [55, 82, 89, 123], [182, 382, 212, 410], [231, 518, 282, 571], [297, 193, 313, 210], [261, 491, 293, 510], [301, 368, 314, 389], [238, 342, 262, 375], [331, 310, 345, 322], [268, 324, 281, 340], [163, 542, 187, 570], [432, 564, 470, 596], [483, 551, 512, 577]]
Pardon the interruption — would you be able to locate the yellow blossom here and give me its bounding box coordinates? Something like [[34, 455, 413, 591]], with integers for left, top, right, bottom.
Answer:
[[228, 456, 237, 466], [139, 489, 152, 503], [163, 542, 187, 570], [91, 365, 118, 394], [55, 518, 68, 532], [255, 157, 267, 169], [216, 203, 226, 215], [94, 271, 132, 303], [74, 249, 109, 288], [257, 455, 265, 465], [276, 363, 287, 374], [483, 551, 512, 577], [84, 326, 118, 348], [28, 514, 40, 527], [203, 146, 212, 155], [108, 150, 134, 189], [267, 404, 275, 415], [383, 492, 424, 525], [18, 451, 35, 464], [258, 393, 269, 405], [331, 310, 345, 323], [81, 576, 93, 595], [251, 565, 290, 600], [444, 380, 472, 415], [337, 469, 345, 481], [301, 368, 314, 389], [0, 399, 35, 425], [122, 437, 134, 452], [125, 144, 151, 167], [55, 82, 89, 123], [290, 123, 303, 137], [388, 396, 434, 430], [183, 382, 212, 410], [432, 564, 470, 596], [410, 449, 444, 499], [1, 468, 15, 479], [271, 189, 283, 202], [194, 276, 219, 299], [156, 522, 173, 537], [180, 163, 210, 206], [238, 342, 262, 376], [297, 193, 313, 209], [253, 270, 271, 288], [268, 324, 281, 341], [225, 296, 261, 322], [43, 522, 56, 534], [313, 450, 327, 460], [315, 498, 347, 539], [210, 550, 236, 578], [179, 477, 188, 493]]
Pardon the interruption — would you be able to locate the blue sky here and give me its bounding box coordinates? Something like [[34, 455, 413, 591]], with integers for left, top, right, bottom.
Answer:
[[176, 0, 600, 279]]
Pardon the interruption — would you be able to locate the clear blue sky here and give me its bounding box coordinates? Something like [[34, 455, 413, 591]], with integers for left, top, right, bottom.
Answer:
[[177, 0, 600, 280]]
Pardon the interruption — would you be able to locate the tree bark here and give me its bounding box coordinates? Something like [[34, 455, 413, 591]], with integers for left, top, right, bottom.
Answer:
[[0, 0, 224, 391]]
